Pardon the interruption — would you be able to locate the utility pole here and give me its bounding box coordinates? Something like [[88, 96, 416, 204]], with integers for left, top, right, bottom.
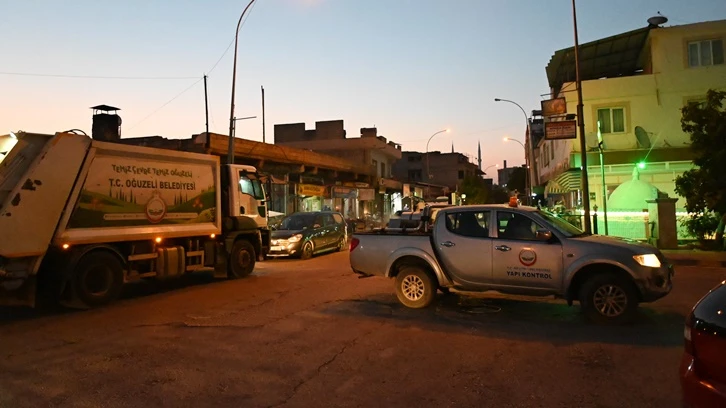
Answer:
[[203, 75, 209, 136], [261, 85, 266, 143], [572, 0, 592, 234]]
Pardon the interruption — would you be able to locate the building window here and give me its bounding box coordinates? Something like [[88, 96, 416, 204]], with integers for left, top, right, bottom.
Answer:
[[381, 162, 386, 178], [688, 39, 724, 67], [408, 169, 422, 181], [458, 170, 464, 180], [597, 107, 626, 134]]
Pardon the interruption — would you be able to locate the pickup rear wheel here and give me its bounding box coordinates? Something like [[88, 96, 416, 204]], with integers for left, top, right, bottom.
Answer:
[[579, 274, 638, 324], [395, 266, 436, 309]]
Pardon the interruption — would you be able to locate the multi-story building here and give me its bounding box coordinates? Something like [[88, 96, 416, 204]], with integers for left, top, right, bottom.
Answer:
[[274, 120, 402, 222], [536, 18, 726, 237], [392, 150, 481, 199]]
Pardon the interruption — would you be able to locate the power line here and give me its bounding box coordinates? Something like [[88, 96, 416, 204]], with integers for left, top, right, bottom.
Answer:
[[0, 71, 198, 80], [126, 77, 204, 133], [206, 0, 260, 75]]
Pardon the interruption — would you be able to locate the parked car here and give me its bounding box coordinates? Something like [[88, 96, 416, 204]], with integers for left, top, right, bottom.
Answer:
[[349, 203, 674, 323], [268, 211, 347, 259], [680, 279, 726, 407]]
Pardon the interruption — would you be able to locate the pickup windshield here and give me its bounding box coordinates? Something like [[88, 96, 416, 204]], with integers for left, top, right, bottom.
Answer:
[[536, 210, 585, 237]]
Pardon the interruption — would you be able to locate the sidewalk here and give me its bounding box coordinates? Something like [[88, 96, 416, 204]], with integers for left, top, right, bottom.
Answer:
[[662, 249, 726, 268]]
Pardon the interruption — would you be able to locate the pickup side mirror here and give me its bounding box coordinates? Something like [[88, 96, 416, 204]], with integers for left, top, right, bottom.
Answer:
[[536, 229, 553, 241]]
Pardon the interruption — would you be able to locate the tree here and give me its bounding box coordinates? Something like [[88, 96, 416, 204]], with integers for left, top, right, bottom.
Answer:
[[674, 89, 726, 249], [506, 166, 527, 194], [460, 175, 489, 204], [487, 184, 510, 204]]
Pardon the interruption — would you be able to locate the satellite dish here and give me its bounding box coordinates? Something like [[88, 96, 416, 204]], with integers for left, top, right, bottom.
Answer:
[[647, 15, 668, 27], [634, 126, 651, 149]]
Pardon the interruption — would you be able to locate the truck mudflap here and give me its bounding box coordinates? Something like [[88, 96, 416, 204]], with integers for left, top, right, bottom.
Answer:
[[0, 275, 36, 307]]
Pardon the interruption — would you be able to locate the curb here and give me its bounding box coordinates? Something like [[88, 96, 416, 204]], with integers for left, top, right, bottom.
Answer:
[[666, 259, 726, 268]]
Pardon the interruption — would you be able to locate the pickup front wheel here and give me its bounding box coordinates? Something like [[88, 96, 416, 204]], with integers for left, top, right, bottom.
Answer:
[[579, 274, 638, 324], [395, 266, 436, 309]]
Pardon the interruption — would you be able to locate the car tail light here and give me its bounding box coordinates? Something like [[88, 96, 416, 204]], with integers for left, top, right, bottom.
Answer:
[[684, 311, 696, 356], [350, 237, 360, 252]]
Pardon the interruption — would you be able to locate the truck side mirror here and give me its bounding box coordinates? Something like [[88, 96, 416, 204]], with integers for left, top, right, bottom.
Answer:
[[536, 229, 552, 241]]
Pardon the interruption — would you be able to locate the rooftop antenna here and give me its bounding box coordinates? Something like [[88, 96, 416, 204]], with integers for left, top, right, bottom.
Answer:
[[647, 12, 668, 28]]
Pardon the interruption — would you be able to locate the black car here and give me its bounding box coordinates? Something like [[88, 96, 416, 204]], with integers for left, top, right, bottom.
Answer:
[[268, 211, 347, 259]]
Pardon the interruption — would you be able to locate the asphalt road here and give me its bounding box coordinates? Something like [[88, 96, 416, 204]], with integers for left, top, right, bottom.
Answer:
[[0, 251, 723, 408]]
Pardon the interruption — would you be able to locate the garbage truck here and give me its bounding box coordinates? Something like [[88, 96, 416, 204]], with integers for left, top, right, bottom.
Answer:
[[0, 130, 270, 308]]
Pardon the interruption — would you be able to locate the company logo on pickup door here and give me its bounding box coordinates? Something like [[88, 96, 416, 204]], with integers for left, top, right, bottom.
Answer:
[[519, 249, 537, 266]]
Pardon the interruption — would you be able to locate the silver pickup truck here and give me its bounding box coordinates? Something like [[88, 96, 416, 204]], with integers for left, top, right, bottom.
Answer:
[[349, 203, 674, 323]]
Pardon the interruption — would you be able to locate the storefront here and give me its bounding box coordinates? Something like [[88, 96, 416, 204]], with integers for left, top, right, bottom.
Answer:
[[332, 186, 358, 219], [297, 183, 327, 212]]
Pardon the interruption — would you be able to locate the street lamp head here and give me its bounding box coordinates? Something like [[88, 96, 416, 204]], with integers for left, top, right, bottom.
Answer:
[[446, 128, 451, 133], [494, 98, 501, 102], [503, 137, 509, 142]]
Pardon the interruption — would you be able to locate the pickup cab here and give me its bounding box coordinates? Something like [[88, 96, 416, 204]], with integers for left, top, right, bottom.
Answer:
[[349, 203, 674, 323]]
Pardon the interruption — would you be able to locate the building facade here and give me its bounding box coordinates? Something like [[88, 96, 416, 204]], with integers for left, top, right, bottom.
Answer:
[[392, 151, 481, 199], [536, 19, 726, 238], [274, 120, 402, 223]]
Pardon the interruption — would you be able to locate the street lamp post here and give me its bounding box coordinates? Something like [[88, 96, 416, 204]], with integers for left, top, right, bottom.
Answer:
[[495, 98, 535, 205], [425, 129, 450, 180], [503, 136, 530, 203], [483, 164, 499, 175], [228, 0, 257, 165]]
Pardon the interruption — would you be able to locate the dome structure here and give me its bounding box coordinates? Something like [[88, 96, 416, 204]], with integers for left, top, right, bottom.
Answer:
[[608, 167, 660, 211]]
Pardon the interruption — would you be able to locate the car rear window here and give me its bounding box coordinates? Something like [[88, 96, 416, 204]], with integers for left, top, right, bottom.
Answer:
[[693, 281, 726, 335]]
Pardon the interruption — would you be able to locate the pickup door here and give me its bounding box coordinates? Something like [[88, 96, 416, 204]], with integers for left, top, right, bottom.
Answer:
[[434, 209, 493, 288], [490, 209, 563, 291]]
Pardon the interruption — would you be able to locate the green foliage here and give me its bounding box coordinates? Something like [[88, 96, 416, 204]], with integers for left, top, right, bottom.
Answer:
[[680, 211, 720, 241], [460, 175, 489, 204], [674, 89, 726, 215], [506, 167, 527, 193], [487, 184, 510, 204]]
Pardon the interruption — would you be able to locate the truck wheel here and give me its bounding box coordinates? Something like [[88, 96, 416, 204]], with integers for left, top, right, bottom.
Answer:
[[229, 240, 256, 278], [73, 251, 124, 308], [300, 241, 314, 260], [578, 274, 638, 324], [395, 266, 436, 309]]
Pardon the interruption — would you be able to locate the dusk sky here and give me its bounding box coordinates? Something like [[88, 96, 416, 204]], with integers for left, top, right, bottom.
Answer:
[[3, 0, 725, 179]]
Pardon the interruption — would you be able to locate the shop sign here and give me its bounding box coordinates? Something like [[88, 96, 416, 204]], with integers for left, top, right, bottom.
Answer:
[[545, 120, 577, 140], [332, 186, 358, 199], [358, 188, 375, 201], [343, 182, 370, 188], [297, 184, 327, 197]]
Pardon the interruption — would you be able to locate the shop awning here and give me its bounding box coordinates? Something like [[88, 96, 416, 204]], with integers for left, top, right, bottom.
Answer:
[[554, 169, 582, 191], [544, 179, 567, 197]]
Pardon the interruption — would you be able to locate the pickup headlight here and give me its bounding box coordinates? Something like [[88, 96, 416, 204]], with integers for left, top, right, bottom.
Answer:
[[288, 234, 303, 243], [633, 254, 661, 268]]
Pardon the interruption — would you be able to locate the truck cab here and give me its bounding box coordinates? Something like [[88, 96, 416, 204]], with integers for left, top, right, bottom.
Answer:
[[225, 164, 270, 257]]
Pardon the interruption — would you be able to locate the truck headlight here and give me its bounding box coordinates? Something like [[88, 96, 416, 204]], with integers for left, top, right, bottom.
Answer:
[[633, 254, 661, 268], [288, 234, 303, 243]]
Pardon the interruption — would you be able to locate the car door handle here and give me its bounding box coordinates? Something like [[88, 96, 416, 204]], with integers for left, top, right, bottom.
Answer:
[[441, 241, 455, 247], [495, 245, 511, 252]]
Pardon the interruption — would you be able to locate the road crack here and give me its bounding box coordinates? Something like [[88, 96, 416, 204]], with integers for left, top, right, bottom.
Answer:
[[268, 325, 380, 408]]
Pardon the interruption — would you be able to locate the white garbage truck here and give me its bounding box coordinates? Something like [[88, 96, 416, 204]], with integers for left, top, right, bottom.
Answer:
[[0, 130, 270, 308]]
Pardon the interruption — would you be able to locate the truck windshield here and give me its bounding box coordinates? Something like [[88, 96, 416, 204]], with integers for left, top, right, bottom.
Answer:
[[536, 210, 585, 237], [238, 172, 265, 200]]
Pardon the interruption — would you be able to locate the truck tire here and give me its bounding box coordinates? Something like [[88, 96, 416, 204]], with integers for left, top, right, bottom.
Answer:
[[73, 251, 124, 308], [300, 241, 314, 260], [578, 273, 638, 324], [395, 266, 437, 309], [229, 240, 256, 278]]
